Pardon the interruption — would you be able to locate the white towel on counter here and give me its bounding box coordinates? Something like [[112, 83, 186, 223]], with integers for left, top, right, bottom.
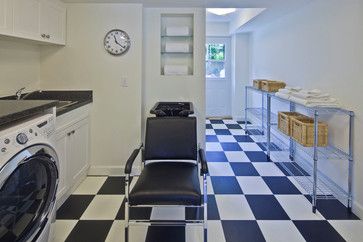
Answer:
[[166, 26, 190, 36], [165, 43, 190, 52], [164, 65, 189, 75], [275, 92, 291, 100], [291, 91, 330, 99], [289, 95, 340, 108]]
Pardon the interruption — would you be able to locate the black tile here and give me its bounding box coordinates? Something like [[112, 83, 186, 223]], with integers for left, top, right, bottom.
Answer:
[[226, 124, 243, 129], [221, 143, 242, 151], [65, 220, 113, 242], [185, 207, 204, 220], [215, 129, 232, 135], [206, 124, 213, 129], [263, 177, 301, 194], [210, 119, 224, 124], [211, 176, 243, 194], [222, 220, 265, 242], [234, 135, 254, 143], [56, 195, 94, 219], [256, 142, 282, 151], [315, 199, 360, 220], [275, 162, 310, 176], [245, 151, 271, 162], [145, 226, 185, 242], [230, 163, 260, 176], [206, 151, 228, 162], [207, 195, 220, 220], [293, 220, 346, 242], [98, 176, 125, 195], [246, 195, 290, 220], [237, 121, 251, 125], [246, 129, 264, 135], [116, 199, 152, 220], [206, 135, 219, 142]]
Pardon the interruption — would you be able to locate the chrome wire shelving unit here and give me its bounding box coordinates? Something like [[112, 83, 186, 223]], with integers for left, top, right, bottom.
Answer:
[[244, 86, 354, 213]]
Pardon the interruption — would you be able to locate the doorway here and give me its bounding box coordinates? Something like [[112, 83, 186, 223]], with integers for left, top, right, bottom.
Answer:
[[205, 37, 231, 118]]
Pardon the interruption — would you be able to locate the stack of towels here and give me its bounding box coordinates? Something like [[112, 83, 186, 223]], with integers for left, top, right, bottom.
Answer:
[[276, 86, 340, 108]]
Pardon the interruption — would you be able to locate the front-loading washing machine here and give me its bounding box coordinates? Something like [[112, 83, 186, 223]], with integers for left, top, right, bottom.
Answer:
[[0, 113, 59, 242]]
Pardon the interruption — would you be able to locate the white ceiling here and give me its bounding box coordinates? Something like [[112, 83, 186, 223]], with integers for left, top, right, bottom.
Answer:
[[62, 0, 313, 32]]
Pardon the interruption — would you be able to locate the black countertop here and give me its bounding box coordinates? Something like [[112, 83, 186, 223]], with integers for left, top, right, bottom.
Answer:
[[1, 90, 93, 117], [0, 100, 58, 126]]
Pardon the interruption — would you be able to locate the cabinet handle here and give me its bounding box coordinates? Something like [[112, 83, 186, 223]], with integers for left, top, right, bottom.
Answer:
[[46, 34, 50, 39], [67, 132, 71, 136], [72, 130, 75, 134], [41, 34, 46, 38]]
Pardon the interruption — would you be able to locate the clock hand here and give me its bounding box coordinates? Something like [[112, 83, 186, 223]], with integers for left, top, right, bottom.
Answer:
[[114, 36, 124, 48]]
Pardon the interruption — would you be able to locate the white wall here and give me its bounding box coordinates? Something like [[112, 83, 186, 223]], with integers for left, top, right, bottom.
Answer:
[[0, 39, 40, 96], [40, 3, 143, 175], [250, 0, 363, 217], [206, 22, 229, 37], [231, 33, 250, 120], [142, 8, 206, 146]]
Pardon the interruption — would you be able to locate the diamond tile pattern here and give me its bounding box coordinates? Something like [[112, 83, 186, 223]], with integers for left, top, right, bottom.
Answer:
[[54, 119, 360, 242]]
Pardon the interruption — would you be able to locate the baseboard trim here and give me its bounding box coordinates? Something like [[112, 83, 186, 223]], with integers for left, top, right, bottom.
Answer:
[[88, 165, 141, 176], [353, 200, 363, 219]]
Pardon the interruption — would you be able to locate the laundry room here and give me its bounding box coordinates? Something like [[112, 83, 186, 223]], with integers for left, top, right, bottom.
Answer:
[[0, 0, 363, 242]]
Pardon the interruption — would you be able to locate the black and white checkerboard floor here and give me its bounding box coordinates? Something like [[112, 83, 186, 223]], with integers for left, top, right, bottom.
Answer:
[[54, 119, 362, 242]]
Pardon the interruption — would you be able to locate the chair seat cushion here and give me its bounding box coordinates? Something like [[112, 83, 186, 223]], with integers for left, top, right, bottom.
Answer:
[[129, 162, 201, 206]]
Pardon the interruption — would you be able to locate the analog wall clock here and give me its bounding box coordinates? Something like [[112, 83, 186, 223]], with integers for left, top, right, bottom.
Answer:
[[104, 29, 131, 56]]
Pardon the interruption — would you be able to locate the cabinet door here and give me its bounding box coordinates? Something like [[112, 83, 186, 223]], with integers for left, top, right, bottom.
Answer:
[[68, 119, 90, 187], [40, 0, 66, 44], [13, 0, 41, 39], [0, 0, 13, 34], [54, 129, 69, 201]]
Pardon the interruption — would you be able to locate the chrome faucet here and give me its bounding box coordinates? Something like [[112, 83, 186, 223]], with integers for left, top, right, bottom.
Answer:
[[15, 87, 25, 100]]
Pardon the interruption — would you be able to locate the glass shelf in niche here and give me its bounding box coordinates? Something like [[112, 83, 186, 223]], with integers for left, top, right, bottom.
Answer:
[[161, 51, 193, 54]]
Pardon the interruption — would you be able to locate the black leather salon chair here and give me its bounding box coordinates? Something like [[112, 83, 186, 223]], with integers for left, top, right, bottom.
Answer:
[[124, 117, 208, 242]]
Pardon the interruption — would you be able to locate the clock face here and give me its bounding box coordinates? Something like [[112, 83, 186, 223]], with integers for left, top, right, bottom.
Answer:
[[104, 29, 131, 56]]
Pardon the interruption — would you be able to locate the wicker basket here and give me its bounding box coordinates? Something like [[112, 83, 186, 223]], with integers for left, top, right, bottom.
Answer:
[[291, 116, 328, 147], [261, 80, 286, 92], [278, 112, 307, 136], [253, 79, 263, 89]]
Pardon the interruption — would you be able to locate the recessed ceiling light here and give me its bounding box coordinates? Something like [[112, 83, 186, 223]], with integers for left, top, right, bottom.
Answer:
[[207, 8, 237, 16]]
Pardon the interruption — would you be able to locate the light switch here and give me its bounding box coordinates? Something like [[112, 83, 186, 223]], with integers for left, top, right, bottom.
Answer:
[[121, 77, 128, 87]]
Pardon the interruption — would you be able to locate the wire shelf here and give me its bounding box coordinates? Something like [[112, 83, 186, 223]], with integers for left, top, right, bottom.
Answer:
[[246, 108, 278, 125]]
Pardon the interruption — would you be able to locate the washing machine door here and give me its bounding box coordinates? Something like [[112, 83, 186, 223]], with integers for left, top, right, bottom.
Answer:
[[0, 144, 58, 242]]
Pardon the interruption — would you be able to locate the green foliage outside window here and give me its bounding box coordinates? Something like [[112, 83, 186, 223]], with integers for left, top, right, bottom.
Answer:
[[206, 44, 225, 61]]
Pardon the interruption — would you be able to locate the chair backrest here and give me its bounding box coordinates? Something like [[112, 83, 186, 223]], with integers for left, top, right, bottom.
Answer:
[[144, 117, 197, 161]]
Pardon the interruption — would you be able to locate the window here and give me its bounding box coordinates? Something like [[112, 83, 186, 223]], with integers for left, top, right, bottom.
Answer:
[[205, 43, 226, 78]]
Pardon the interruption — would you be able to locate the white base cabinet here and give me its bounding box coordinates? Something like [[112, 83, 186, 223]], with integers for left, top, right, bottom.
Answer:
[[0, 0, 66, 45], [55, 105, 91, 208]]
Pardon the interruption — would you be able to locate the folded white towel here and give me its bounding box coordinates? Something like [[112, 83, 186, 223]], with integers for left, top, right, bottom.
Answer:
[[166, 26, 190, 36], [278, 89, 291, 94], [275, 92, 291, 100], [289, 96, 339, 107], [300, 89, 322, 95], [285, 86, 302, 92], [291, 92, 330, 99], [165, 43, 190, 52], [164, 65, 188, 75]]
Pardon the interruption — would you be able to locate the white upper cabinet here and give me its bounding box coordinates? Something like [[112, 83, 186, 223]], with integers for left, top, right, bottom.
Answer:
[[40, 0, 66, 44], [0, 0, 13, 34], [0, 0, 66, 45], [13, 0, 41, 39]]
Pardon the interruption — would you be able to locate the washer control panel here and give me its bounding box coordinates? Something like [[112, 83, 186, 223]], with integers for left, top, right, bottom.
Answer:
[[0, 114, 56, 157]]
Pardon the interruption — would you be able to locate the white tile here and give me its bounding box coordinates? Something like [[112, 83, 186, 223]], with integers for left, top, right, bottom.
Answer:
[[225, 151, 250, 162], [238, 142, 263, 151], [208, 162, 235, 176], [212, 124, 228, 129], [215, 195, 255, 220], [258, 220, 305, 242], [206, 120, 211, 124], [288, 177, 310, 195], [329, 220, 363, 242], [207, 176, 214, 194], [105, 220, 125, 242], [150, 207, 185, 221], [186, 225, 203, 242], [223, 120, 237, 124], [53, 220, 78, 242], [252, 162, 285, 176], [230, 129, 246, 135], [73, 176, 107, 195], [129, 225, 148, 242], [275, 195, 324, 220], [236, 177, 272, 195], [206, 129, 216, 135], [81, 195, 124, 220], [217, 135, 237, 143], [206, 142, 223, 151], [207, 221, 226, 242]]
